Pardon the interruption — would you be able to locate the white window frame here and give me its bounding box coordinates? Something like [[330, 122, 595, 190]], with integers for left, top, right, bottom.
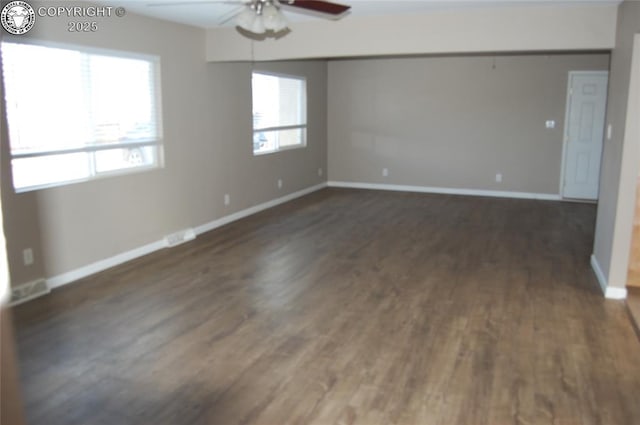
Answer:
[[252, 71, 307, 156], [1, 38, 164, 192]]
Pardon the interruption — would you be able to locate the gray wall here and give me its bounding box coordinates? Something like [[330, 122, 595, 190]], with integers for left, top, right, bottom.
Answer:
[[327, 54, 609, 194], [1, 3, 327, 284], [593, 0, 640, 288]]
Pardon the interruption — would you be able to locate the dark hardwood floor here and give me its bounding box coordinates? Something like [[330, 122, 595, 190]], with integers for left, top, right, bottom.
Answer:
[[12, 188, 640, 425]]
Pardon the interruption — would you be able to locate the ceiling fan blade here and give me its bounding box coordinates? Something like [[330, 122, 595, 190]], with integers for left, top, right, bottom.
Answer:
[[285, 0, 350, 15]]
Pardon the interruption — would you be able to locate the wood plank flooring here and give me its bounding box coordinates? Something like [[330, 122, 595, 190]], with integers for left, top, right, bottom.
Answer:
[[12, 188, 640, 425]]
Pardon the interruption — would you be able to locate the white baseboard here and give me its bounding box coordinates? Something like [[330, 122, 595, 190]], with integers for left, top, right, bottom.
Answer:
[[9, 279, 49, 306], [46, 183, 327, 291], [327, 181, 562, 201], [195, 183, 327, 235], [590, 254, 627, 300], [605, 286, 628, 300], [47, 240, 166, 289]]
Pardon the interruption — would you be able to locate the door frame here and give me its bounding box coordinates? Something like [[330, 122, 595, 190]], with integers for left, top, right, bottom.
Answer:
[[559, 70, 609, 199]]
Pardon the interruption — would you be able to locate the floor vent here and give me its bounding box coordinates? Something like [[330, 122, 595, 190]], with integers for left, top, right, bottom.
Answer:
[[164, 228, 196, 247], [10, 279, 50, 306]]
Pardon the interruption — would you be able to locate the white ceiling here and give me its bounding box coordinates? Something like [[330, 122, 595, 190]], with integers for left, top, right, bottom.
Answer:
[[99, 0, 621, 29]]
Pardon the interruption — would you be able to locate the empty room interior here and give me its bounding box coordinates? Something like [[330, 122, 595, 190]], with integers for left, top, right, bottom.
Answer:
[[2, 0, 640, 424]]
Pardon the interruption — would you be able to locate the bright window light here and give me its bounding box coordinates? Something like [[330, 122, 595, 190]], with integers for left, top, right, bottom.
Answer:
[[1, 41, 163, 192], [252, 72, 306, 155]]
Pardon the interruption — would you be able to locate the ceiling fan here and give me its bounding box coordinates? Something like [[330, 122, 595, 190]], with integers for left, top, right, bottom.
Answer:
[[149, 0, 351, 36]]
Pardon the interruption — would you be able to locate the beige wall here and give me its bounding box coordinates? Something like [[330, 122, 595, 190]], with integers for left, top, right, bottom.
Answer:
[[327, 54, 609, 194], [0, 3, 327, 284], [0, 53, 45, 285], [593, 0, 640, 290], [206, 3, 617, 62]]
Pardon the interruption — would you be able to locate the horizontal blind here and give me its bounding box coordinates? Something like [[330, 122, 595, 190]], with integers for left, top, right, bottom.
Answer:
[[277, 75, 306, 128], [252, 72, 306, 131], [1, 42, 160, 157]]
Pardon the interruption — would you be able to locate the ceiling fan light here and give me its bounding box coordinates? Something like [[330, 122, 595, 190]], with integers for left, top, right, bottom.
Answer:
[[263, 3, 278, 19], [250, 15, 266, 34], [236, 6, 255, 31], [262, 3, 279, 31], [272, 12, 288, 32]]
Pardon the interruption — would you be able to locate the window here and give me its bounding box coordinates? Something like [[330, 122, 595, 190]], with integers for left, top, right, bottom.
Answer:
[[1, 41, 163, 192], [252, 72, 307, 155]]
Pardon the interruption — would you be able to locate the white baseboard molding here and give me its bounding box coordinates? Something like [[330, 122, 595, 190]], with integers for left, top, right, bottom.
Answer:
[[327, 181, 562, 201], [590, 254, 627, 300], [46, 182, 328, 291], [195, 183, 327, 235], [47, 240, 166, 289], [605, 286, 628, 300], [9, 279, 49, 306]]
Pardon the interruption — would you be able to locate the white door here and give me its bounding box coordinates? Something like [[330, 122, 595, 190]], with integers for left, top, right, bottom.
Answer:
[[562, 72, 608, 200]]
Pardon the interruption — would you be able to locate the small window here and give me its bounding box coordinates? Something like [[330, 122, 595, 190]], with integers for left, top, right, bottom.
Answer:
[[1, 41, 163, 192], [252, 72, 307, 155]]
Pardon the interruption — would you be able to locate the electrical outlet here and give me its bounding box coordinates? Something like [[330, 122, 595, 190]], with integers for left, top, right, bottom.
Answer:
[[318, 168, 323, 177], [382, 168, 389, 177], [23, 248, 33, 266], [496, 173, 503, 183], [607, 124, 612, 140], [545, 120, 556, 129], [224, 194, 230, 206], [277, 179, 283, 189]]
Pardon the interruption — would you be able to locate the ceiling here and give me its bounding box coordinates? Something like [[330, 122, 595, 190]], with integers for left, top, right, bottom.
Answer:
[[100, 0, 621, 29]]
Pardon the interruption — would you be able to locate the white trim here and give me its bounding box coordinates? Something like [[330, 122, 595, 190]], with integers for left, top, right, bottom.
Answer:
[[566, 70, 612, 77], [590, 254, 627, 300], [194, 183, 327, 235], [559, 72, 573, 197], [252, 69, 308, 82], [13, 140, 159, 159], [605, 286, 628, 300], [9, 279, 49, 306], [327, 181, 562, 201], [47, 240, 166, 289], [45, 183, 327, 290]]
